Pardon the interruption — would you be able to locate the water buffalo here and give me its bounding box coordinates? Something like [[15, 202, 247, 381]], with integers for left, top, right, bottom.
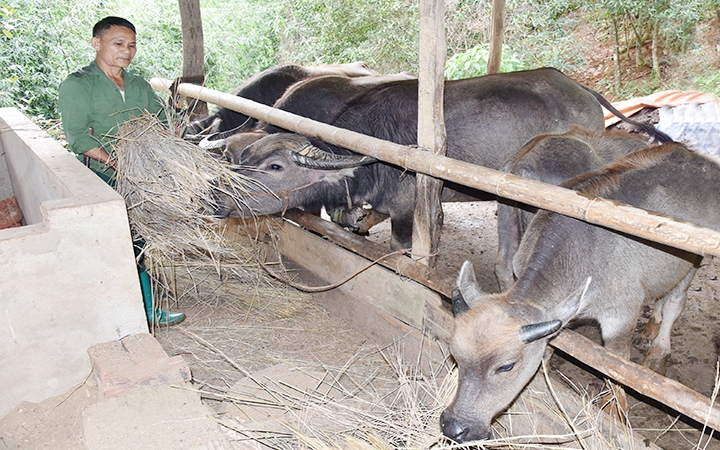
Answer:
[[494, 127, 651, 291], [216, 68, 609, 249], [441, 143, 720, 443], [188, 62, 378, 138], [213, 73, 419, 159]]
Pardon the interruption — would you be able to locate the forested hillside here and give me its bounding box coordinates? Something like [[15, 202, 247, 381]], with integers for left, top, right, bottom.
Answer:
[[1, 0, 718, 129]]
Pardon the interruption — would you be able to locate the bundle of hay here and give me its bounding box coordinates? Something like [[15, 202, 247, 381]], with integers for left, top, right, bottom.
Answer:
[[112, 115, 270, 296]]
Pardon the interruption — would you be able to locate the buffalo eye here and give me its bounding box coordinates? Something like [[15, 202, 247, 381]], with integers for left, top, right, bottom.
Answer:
[[495, 362, 516, 374], [266, 163, 283, 171]]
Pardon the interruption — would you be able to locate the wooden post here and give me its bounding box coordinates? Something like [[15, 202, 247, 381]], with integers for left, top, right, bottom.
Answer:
[[414, 0, 447, 267], [486, 0, 506, 74], [177, 0, 208, 119]]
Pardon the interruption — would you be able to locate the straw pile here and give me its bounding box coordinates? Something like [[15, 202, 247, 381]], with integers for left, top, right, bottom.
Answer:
[[199, 341, 653, 450], [112, 115, 278, 305], [114, 115, 243, 258]]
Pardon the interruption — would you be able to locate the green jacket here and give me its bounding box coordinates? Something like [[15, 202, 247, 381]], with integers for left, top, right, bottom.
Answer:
[[58, 61, 166, 178]]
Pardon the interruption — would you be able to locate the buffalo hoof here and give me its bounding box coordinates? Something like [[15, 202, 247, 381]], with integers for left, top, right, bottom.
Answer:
[[642, 346, 669, 375]]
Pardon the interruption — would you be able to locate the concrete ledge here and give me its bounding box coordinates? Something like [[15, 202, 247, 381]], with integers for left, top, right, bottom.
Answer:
[[0, 107, 148, 418], [83, 333, 232, 450]]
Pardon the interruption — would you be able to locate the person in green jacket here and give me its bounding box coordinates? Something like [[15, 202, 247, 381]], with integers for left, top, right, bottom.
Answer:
[[59, 16, 185, 327]]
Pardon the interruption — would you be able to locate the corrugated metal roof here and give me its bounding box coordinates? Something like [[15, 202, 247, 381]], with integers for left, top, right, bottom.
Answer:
[[604, 90, 720, 157]]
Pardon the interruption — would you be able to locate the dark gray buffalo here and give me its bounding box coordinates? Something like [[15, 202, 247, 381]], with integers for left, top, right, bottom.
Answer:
[[494, 127, 651, 290], [188, 62, 378, 137], [217, 68, 608, 249], [441, 143, 720, 443], [217, 73, 419, 160]]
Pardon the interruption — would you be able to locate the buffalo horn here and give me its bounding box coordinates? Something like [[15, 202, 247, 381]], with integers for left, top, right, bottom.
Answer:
[[197, 119, 254, 150], [291, 143, 377, 169], [519, 320, 562, 343], [451, 288, 471, 317]]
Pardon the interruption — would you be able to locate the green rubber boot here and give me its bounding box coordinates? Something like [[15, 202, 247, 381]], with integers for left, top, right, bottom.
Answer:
[[139, 269, 186, 326]]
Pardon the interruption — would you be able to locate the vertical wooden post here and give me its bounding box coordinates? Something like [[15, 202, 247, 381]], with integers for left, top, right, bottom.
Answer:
[[178, 0, 208, 119], [413, 0, 447, 267], [486, 0, 506, 74]]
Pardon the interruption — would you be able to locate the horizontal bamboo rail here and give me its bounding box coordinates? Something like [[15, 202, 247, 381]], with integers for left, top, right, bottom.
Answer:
[[552, 331, 720, 431], [152, 77, 720, 258]]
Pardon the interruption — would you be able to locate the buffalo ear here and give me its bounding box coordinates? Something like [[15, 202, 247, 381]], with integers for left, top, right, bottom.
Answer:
[[552, 276, 592, 326], [456, 261, 486, 309], [517, 277, 591, 344], [519, 320, 562, 343]]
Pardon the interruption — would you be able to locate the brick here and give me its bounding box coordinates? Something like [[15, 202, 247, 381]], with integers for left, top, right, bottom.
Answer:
[[87, 333, 192, 398]]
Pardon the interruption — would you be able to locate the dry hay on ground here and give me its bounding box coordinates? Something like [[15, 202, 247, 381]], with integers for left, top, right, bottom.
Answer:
[[106, 118, 711, 448], [153, 263, 663, 450]]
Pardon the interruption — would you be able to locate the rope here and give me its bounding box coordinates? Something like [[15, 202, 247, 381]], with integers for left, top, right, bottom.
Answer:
[[259, 248, 412, 293]]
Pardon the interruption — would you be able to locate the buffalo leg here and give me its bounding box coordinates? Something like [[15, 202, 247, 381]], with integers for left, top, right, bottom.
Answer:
[[597, 313, 640, 421], [389, 211, 415, 251], [642, 268, 696, 375], [641, 301, 663, 343], [495, 201, 523, 291]]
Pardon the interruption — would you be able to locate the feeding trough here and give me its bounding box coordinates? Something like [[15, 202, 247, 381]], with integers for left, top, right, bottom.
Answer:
[[0, 108, 148, 417]]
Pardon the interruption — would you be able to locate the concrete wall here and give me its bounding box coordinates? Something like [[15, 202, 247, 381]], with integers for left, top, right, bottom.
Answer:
[[0, 107, 149, 418]]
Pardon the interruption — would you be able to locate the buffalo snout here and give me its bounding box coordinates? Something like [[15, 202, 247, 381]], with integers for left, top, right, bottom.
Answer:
[[440, 408, 493, 443], [210, 191, 238, 218]]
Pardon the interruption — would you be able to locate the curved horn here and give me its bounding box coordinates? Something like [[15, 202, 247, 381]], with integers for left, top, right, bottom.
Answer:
[[198, 134, 228, 151], [519, 320, 562, 343], [451, 288, 470, 317], [197, 118, 255, 150], [290, 143, 377, 169]]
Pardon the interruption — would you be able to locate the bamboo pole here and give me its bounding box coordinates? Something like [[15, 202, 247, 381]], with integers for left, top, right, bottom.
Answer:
[[153, 77, 720, 258], [282, 209, 720, 431]]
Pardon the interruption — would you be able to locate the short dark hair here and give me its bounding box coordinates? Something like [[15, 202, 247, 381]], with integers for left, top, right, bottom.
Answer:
[[92, 16, 136, 37]]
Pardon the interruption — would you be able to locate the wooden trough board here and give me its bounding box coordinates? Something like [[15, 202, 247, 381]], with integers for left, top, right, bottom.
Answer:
[[225, 210, 720, 437]]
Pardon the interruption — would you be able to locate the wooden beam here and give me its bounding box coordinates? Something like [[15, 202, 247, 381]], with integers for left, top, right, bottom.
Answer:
[[272, 216, 435, 329], [552, 330, 720, 431], [414, 0, 447, 267], [177, 0, 208, 119], [283, 209, 454, 342], [284, 210, 457, 298]]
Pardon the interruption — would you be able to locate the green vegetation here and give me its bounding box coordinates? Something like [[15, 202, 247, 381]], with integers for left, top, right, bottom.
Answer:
[[445, 44, 526, 79], [0, 0, 718, 127]]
